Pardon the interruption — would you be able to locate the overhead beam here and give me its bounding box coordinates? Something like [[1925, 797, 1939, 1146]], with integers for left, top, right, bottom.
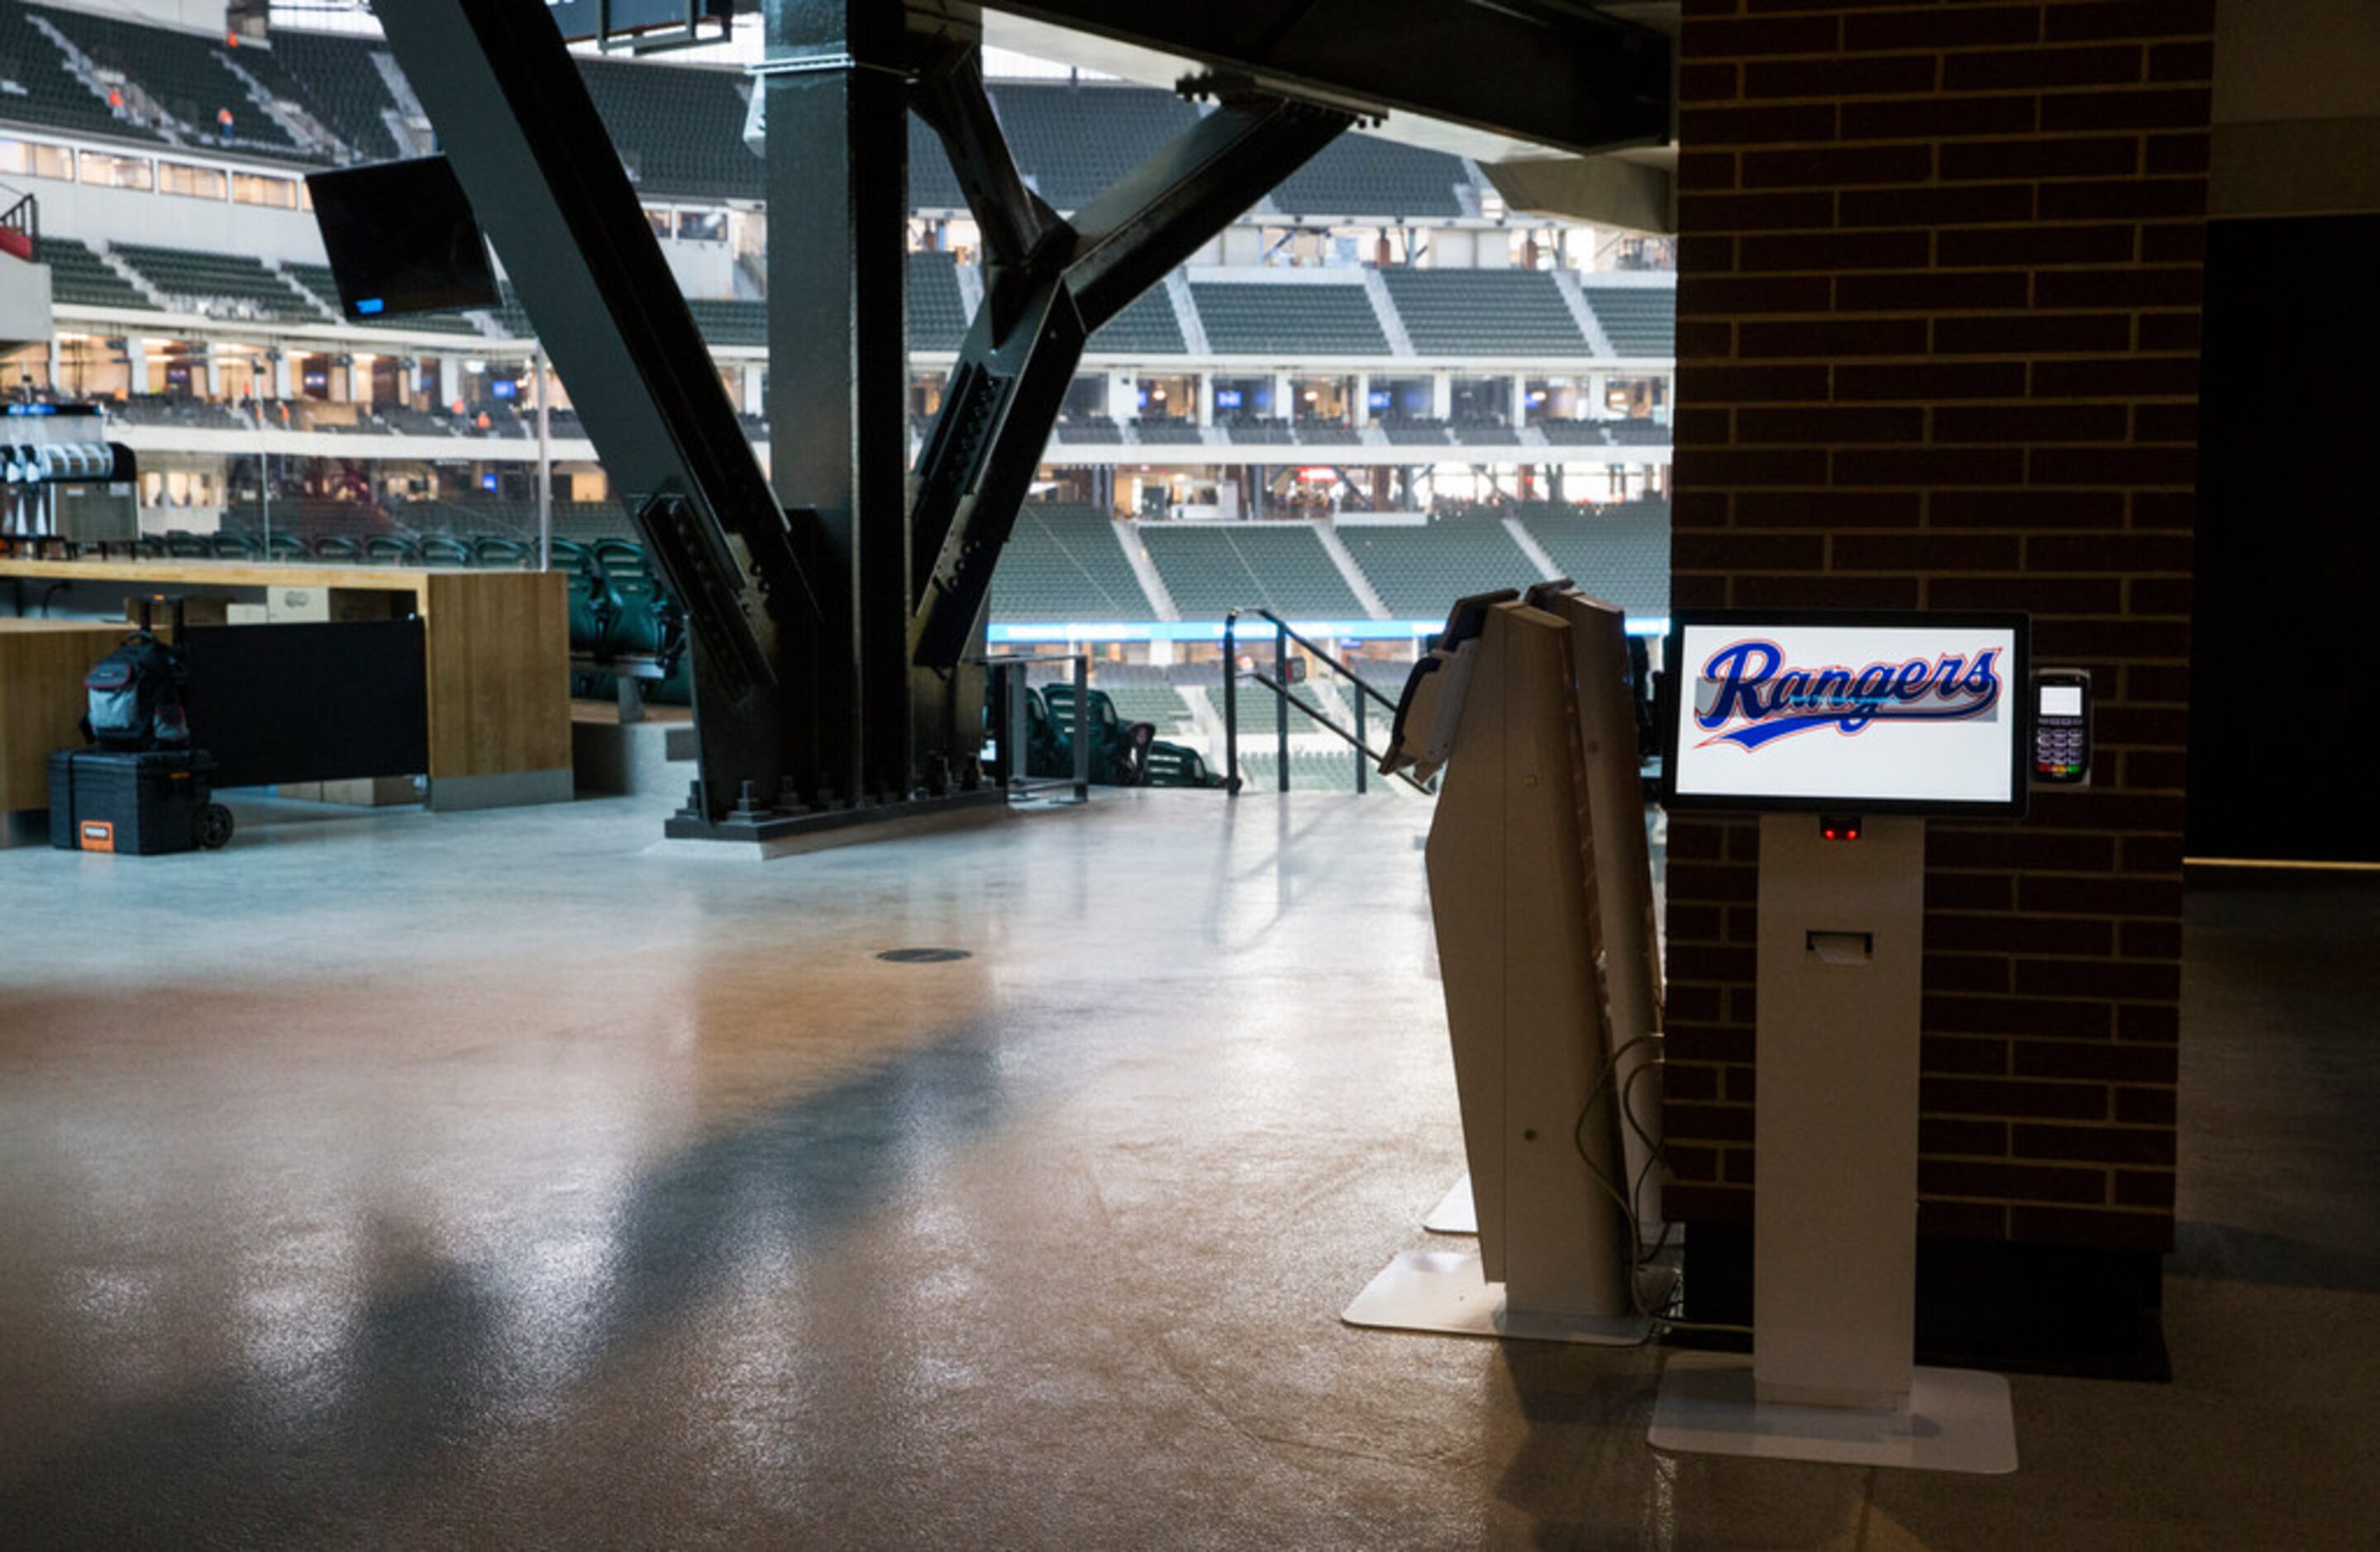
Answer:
[[942, 0, 1671, 157]]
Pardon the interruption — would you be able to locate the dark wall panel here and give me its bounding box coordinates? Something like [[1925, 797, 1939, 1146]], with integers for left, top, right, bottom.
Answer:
[[2192, 214, 2380, 862], [182, 621, 429, 788]]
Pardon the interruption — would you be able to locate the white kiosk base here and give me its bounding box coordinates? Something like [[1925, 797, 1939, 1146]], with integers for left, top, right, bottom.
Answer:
[[1647, 812, 2017, 1475], [1652, 1354, 2017, 1474], [1343, 1250, 1663, 1347], [1423, 1174, 1476, 1235]]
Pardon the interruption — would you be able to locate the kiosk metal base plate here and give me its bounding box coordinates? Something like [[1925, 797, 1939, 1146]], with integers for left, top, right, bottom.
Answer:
[[1423, 1174, 1476, 1235], [1342, 1250, 1657, 1346], [1649, 1353, 2018, 1474]]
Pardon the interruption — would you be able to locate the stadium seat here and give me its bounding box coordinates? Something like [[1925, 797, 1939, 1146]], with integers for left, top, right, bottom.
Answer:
[[472, 536, 532, 569], [207, 531, 260, 559], [163, 530, 211, 559], [606, 571, 680, 659], [1138, 521, 1365, 620], [593, 538, 651, 578], [1338, 513, 1542, 617], [988, 506, 1155, 622], [1142, 742, 1225, 788], [1379, 269, 1590, 356], [310, 534, 365, 563], [419, 536, 473, 567], [1042, 683, 1153, 785], [262, 532, 308, 562], [364, 534, 422, 565], [1192, 283, 1389, 355]]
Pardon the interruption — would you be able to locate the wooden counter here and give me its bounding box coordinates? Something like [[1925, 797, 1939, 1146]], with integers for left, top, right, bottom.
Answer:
[[0, 621, 135, 813], [0, 559, 571, 811]]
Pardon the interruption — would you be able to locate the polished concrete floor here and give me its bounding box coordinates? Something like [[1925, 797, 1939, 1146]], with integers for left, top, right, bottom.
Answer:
[[0, 793, 2373, 1549]]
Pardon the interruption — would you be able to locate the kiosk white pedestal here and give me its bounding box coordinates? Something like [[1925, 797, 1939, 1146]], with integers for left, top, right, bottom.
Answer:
[[1648, 813, 2017, 1474], [1343, 593, 1660, 1350]]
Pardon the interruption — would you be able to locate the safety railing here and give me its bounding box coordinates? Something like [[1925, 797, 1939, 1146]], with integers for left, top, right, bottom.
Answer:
[[0, 188, 36, 263], [980, 651, 1093, 804], [1222, 607, 1433, 797]]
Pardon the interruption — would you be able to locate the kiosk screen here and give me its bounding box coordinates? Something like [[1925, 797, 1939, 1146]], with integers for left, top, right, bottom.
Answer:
[[1661, 611, 2030, 816]]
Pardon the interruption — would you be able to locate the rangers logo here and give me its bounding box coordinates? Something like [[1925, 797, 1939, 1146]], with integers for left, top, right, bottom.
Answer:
[[1693, 638, 2005, 750]]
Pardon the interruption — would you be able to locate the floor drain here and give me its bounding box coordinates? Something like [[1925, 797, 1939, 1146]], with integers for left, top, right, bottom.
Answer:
[[876, 948, 971, 964]]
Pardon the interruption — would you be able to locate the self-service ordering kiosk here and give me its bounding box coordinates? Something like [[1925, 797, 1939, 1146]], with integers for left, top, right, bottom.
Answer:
[[1348, 599, 2060, 1475], [1647, 609, 2034, 1474], [1341, 583, 1667, 1344]]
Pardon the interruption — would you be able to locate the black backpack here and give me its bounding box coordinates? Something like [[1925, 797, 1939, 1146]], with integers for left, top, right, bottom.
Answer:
[[83, 597, 191, 751]]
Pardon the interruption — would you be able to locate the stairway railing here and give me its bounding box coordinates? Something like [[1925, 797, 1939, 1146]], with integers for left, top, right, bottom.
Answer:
[[1222, 607, 1432, 797]]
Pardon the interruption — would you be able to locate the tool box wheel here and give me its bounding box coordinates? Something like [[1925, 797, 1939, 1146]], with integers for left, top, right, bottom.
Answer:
[[195, 803, 235, 850]]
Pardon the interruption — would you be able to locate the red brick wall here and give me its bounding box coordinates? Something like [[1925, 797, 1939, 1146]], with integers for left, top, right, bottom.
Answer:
[[1664, 0, 2212, 1254]]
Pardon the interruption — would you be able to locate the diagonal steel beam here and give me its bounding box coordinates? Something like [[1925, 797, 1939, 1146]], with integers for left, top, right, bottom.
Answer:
[[1066, 93, 1352, 330], [374, 0, 825, 826], [906, 74, 1353, 673]]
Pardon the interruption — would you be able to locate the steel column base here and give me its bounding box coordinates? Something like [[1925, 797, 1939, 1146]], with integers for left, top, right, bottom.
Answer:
[[661, 788, 1011, 852]]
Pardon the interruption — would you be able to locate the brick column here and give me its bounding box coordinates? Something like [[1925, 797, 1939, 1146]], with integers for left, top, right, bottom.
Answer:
[[1665, 2, 2211, 1273]]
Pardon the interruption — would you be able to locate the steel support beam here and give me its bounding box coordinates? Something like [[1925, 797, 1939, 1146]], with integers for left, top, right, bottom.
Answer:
[[951, 0, 1672, 157], [373, 0, 825, 830], [907, 71, 1352, 671], [766, 0, 914, 805]]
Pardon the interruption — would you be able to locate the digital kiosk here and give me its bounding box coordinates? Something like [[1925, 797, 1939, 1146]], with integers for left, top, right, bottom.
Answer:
[[1648, 610, 2028, 1475], [1342, 586, 1666, 1345]]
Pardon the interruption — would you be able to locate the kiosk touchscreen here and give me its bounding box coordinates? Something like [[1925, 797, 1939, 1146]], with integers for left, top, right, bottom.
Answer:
[[1661, 611, 2031, 817]]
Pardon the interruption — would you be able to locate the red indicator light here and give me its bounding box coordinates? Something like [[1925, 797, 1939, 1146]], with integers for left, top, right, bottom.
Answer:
[[1820, 815, 1863, 842]]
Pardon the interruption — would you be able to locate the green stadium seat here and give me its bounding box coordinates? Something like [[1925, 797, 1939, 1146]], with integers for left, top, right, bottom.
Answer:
[[310, 534, 365, 563], [1380, 269, 1589, 356], [1042, 682, 1152, 785], [988, 505, 1155, 623], [1138, 521, 1365, 620], [467, 536, 529, 569], [1142, 742, 1224, 788], [593, 538, 651, 578], [364, 534, 422, 565], [1192, 283, 1389, 355], [419, 535, 473, 567]]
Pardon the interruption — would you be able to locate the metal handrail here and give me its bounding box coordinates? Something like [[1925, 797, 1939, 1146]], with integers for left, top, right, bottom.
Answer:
[[975, 651, 1093, 802], [1223, 607, 1431, 797], [1252, 607, 1405, 720]]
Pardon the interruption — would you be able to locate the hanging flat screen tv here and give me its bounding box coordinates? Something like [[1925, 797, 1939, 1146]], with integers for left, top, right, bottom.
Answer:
[[306, 156, 500, 321]]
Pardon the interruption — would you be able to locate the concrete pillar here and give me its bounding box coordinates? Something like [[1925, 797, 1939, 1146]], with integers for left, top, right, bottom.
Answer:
[[1195, 373, 1214, 428], [123, 338, 149, 394], [1271, 371, 1292, 423], [271, 351, 293, 400], [203, 350, 224, 398], [1511, 374, 1529, 428], [1430, 372, 1452, 421], [1352, 371, 1371, 428], [1109, 371, 1138, 424]]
